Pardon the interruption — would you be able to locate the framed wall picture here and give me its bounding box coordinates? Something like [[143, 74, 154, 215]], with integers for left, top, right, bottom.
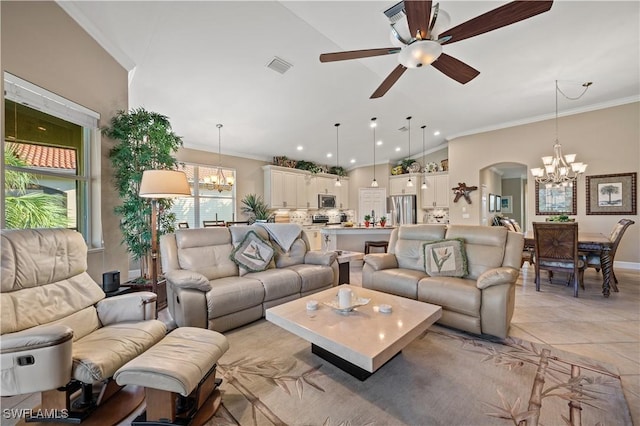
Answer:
[[586, 172, 637, 215], [489, 193, 495, 212], [501, 195, 513, 214], [535, 181, 577, 215], [495, 195, 502, 212]]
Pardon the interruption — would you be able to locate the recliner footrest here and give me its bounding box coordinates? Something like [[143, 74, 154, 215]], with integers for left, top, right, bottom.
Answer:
[[114, 327, 229, 424]]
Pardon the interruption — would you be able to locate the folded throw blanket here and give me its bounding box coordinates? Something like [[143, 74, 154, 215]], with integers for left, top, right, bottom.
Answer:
[[257, 223, 303, 252]]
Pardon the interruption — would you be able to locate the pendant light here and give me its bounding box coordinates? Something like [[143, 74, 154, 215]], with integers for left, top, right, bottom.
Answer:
[[531, 80, 590, 187], [421, 124, 427, 189], [406, 116, 413, 187], [334, 123, 342, 187], [370, 117, 378, 187], [205, 124, 233, 192]]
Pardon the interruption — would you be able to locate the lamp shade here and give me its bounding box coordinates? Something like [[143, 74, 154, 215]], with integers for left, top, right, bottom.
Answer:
[[139, 170, 191, 198]]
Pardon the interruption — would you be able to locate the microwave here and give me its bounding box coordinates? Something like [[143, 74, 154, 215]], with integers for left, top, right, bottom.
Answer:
[[318, 194, 336, 209]]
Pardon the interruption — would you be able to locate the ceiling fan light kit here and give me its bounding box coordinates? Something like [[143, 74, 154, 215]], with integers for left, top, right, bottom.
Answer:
[[320, 0, 554, 98]]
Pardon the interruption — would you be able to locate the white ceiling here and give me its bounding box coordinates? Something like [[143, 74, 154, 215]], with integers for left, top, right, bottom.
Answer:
[[60, 1, 640, 169]]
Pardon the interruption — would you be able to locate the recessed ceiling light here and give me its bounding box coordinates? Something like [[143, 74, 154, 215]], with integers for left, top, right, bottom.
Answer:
[[395, 147, 401, 152], [376, 140, 383, 146], [350, 159, 356, 164], [433, 131, 440, 136], [327, 153, 332, 158], [296, 145, 303, 151]]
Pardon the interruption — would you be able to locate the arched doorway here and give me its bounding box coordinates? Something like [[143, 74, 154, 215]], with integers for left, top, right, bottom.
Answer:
[[479, 162, 528, 231]]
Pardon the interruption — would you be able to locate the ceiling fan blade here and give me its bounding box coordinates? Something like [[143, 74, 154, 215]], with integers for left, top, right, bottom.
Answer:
[[439, 1, 553, 45], [431, 54, 480, 84], [370, 65, 407, 99], [320, 48, 400, 63], [404, 0, 432, 40]]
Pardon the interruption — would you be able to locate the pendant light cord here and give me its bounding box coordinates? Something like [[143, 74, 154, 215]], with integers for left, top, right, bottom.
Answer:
[[216, 124, 223, 167], [335, 123, 340, 168]]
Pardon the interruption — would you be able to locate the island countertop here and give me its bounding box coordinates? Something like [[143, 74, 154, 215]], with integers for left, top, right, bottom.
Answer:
[[320, 226, 394, 252]]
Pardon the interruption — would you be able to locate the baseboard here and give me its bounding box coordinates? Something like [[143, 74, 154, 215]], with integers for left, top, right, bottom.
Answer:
[[615, 261, 640, 271]]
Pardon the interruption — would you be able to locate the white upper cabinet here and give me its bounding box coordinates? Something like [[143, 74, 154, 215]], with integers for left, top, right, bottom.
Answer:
[[389, 174, 419, 195], [421, 173, 450, 208], [263, 166, 348, 209]]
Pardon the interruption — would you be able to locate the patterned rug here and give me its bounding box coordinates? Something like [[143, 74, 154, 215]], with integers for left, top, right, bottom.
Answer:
[[207, 320, 632, 426]]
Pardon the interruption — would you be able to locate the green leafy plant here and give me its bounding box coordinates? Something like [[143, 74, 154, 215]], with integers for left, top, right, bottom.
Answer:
[[295, 160, 322, 174], [400, 158, 414, 173], [4, 144, 68, 229], [240, 194, 273, 223], [379, 216, 387, 225], [548, 215, 572, 222], [102, 108, 183, 279], [364, 214, 371, 222], [328, 166, 347, 177]]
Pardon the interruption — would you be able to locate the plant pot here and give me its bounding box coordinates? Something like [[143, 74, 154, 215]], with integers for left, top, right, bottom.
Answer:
[[364, 221, 370, 228], [379, 221, 386, 228]]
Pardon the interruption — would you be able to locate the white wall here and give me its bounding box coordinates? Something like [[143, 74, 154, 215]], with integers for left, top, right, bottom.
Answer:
[[448, 102, 640, 264]]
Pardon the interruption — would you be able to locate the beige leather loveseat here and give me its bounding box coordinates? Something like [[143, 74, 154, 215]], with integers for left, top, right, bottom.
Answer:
[[363, 224, 524, 338], [0, 229, 166, 421], [160, 224, 338, 332]]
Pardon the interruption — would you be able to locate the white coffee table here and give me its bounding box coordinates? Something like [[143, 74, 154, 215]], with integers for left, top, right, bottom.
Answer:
[[265, 285, 442, 380]]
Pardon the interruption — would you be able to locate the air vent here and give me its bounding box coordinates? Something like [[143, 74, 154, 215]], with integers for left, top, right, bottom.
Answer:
[[384, 1, 406, 23], [267, 57, 293, 74]]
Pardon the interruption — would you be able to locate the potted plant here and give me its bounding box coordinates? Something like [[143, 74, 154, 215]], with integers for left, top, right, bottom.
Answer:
[[240, 194, 273, 223], [364, 214, 371, 228], [103, 108, 183, 282], [379, 216, 387, 227]]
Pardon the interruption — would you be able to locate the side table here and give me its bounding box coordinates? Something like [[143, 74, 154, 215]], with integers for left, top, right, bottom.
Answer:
[[106, 279, 167, 311], [335, 251, 364, 284]]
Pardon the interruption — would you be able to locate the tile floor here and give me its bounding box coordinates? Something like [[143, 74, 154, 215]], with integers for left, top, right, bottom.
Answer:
[[2, 264, 638, 425]]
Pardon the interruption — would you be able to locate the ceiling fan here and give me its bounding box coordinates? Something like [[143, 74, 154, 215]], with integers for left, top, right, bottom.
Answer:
[[319, 0, 553, 99]]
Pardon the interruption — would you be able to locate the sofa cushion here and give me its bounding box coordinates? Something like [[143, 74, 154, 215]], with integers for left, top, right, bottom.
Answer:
[[176, 228, 238, 280], [229, 226, 274, 275], [445, 225, 508, 279], [365, 268, 427, 299], [417, 277, 481, 318], [206, 276, 265, 318], [230, 231, 275, 273], [274, 239, 307, 268], [245, 268, 301, 302], [394, 225, 447, 271], [285, 264, 333, 293], [423, 238, 468, 278], [72, 319, 167, 383]]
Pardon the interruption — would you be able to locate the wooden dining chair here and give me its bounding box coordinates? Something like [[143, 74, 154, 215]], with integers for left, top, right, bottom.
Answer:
[[225, 221, 250, 227], [583, 219, 635, 286], [177, 222, 189, 229], [203, 220, 226, 227], [533, 222, 586, 297]]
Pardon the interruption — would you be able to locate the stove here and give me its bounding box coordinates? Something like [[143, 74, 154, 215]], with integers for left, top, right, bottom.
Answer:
[[312, 214, 329, 224]]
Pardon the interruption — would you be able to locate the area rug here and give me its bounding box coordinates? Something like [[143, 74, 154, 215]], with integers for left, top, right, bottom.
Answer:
[[206, 320, 632, 426]]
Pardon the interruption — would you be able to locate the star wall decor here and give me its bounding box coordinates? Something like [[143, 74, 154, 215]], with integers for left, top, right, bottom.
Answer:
[[452, 182, 478, 204]]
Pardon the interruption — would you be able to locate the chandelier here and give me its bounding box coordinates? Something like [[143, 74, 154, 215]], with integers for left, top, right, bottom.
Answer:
[[203, 124, 233, 192], [531, 80, 591, 187]]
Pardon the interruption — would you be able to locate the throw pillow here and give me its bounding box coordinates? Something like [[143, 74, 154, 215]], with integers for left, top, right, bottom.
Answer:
[[423, 238, 468, 277], [230, 230, 275, 273]]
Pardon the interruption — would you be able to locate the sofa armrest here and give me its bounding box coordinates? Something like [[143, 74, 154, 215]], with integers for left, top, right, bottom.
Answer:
[[165, 270, 211, 292], [363, 253, 398, 271], [1, 325, 73, 354], [476, 267, 519, 290], [96, 292, 157, 325], [304, 250, 337, 266]]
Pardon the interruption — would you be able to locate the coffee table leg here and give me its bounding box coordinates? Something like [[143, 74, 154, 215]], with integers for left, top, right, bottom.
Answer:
[[311, 344, 371, 381]]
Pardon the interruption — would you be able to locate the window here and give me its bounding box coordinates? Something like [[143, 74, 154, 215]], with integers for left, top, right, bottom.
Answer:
[[3, 73, 101, 247], [170, 163, 236, 228]]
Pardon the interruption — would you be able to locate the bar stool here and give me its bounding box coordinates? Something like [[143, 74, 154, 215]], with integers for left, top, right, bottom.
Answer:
[[364, 241, 388, 254]]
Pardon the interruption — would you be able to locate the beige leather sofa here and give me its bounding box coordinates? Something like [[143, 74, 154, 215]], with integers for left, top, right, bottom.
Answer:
[[0, 228, 166, 420], [363, 224, 524, 339], [160, 224, 338, 332]]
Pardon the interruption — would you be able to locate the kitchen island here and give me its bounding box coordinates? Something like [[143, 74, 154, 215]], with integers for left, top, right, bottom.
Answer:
[[320, 226, 394, 253]]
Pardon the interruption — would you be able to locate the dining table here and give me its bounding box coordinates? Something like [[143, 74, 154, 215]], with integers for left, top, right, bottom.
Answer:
[[524, 230, 615, 297]]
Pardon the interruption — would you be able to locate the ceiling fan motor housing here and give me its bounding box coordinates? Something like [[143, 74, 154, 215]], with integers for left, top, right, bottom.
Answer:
[[398, 40, 443, 68]]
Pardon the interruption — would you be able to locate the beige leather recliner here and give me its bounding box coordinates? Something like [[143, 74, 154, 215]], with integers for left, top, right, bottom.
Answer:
[[363, 224, 524, 338], [0, 229, 167, 422]]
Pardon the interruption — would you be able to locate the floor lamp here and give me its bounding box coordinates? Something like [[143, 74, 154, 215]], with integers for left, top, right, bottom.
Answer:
[[138, 169, 191, 295]]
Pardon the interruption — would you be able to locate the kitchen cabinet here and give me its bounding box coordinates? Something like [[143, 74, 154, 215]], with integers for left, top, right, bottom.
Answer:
[[389, 174, 419, 195], [303, 227, 323, 250], [263, 166, 348, 210], [421, 173, 450, 208]]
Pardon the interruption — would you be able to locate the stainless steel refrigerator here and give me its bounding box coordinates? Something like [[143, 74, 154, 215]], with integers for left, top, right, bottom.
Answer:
[[388, 195, 417, 225]]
